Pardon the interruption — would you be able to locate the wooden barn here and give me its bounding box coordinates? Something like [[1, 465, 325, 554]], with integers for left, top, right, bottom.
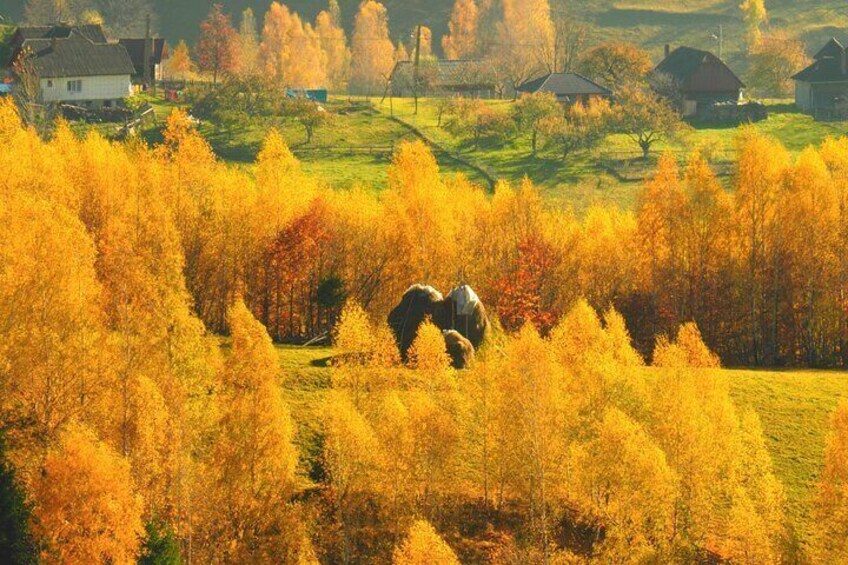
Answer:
[[792, 38, 848, 116], [516, 73, 613, 105], [655, 45, 744, 117]]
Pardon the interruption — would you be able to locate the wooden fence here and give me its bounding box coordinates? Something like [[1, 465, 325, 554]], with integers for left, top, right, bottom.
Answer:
[[292, 143, 396, 157]]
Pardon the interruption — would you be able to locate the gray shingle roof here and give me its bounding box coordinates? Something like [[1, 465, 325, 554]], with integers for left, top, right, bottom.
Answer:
[[814, 38, 844, 61], [656, 46, 710, 80], [793, 38, 848, 83], [118, 38, 168, 71], [792, 57, 846, 83], [516, 73, 612, 96], [13, 26, 134, 79]]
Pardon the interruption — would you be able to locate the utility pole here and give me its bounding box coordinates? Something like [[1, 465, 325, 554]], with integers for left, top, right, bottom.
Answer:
[[143, 14, 153, 93], [413, 24, 422, 115], [711, 24, 723, 60]]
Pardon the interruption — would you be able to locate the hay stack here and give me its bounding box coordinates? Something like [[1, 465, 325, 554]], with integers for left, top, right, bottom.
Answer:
[[388, 283, 490, 365], [445, 285, 489, 349], [443, 330, 475, 369], [387, 284, 446, 361]]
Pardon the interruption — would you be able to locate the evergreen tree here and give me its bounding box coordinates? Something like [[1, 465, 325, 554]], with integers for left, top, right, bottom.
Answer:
[[138, 517, 182, 565], [0, 433, 37, 565]]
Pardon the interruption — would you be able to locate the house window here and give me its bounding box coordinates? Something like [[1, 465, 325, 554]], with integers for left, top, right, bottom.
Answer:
[[46, 80, 53, 88], [66, 79, 82, 93]]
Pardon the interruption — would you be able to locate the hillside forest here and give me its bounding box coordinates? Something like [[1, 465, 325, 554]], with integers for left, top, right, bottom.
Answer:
[[3, 90, 848, 563], [6, 0, 848, 562]]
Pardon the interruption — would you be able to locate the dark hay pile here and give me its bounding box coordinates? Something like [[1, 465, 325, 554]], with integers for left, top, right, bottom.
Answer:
[[387, 284, 490, 366], [443, 330, 475, 369]]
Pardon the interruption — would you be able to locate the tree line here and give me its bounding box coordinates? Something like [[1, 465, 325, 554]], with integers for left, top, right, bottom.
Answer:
[[21, 0, 810, 97], [72, 103, 848, 371], [149, 0, 806, 100], [3, 97, 848, 562]]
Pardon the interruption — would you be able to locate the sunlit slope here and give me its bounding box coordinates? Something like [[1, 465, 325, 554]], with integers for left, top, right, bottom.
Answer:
[[726, 368, 848, 538], [273, 343, 848, 542]]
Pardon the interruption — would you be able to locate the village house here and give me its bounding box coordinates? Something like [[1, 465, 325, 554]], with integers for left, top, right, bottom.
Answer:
[[655, 45, 744, 118], [792, 38, 848, 116], [7, 24, 134, 107], [118, 38, 169, 84], [516, 72, 613, 105]]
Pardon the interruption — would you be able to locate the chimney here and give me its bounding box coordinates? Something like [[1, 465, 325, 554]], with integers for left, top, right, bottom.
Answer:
[[664, 44, 670, 58]]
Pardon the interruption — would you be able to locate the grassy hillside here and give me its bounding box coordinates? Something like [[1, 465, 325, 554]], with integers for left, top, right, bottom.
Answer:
[[140, 95, 488, 189], [134, 92, 848, 211], [375, 97, 848, 212], [5, 0, 848, 69], [726, 368, 848, 542], [273, 343, 848, 545]]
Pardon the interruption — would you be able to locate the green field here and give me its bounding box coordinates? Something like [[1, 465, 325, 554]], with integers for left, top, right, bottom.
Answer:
[[273, 343, 848, 544], [138, 92, 848, 212], [141, 94, 489, 190], [374, 97, 848, 212], [726, 368, 848, 541]]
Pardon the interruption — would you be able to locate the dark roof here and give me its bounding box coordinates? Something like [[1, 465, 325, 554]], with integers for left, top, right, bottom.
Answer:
[[12, 26, 134, 78], [655, 46, 744, 91], [118, 38, 168, 72], [794, 38, 848, 83], [516, 73, 612, 96], [814, 38, 844, 61], [16, 24, 108, 45]]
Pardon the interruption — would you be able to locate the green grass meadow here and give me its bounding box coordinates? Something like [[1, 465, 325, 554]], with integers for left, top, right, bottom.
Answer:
[[135, 91, 848, 213], [373, 97, 848, 212], [726, 368, 848, 540], [143, 94, 489, 190], [272, 342, 848, 544]]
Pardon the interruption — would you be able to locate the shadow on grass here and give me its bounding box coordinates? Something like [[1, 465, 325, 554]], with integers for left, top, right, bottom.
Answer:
[[311, 356, 334, 368], [141, 126, 165, 147], [211, 142, 261, 163], [765, 103, 800, 115]]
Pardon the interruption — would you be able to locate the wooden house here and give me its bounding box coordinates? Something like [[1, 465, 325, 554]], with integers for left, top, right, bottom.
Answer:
[[655, 45, 744, 117], [7, 24, 134, 106], [118, 38, 168, 84], [391, 59, 496, 98]]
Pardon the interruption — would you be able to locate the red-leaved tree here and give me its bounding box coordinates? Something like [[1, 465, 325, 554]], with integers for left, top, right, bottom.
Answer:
[[492, 235, 562, 334], [254, 199, 333, 342], [196, 4, 238, 85]]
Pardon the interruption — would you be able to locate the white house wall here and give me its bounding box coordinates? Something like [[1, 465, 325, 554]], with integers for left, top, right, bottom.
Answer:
[[40, 74, 132, 103]]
